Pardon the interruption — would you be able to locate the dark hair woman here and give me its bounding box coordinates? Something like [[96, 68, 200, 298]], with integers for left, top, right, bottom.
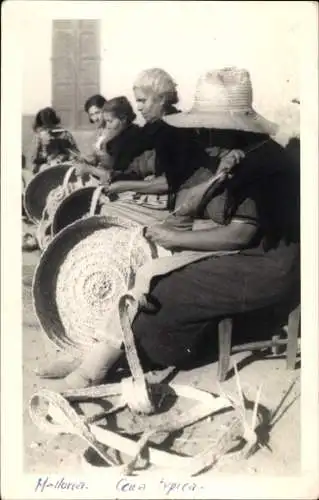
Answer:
[[84, 94, 108, 124], [67, 94, 109, 183], [103, 96, 136, 125], [31, 107, 79, 174]]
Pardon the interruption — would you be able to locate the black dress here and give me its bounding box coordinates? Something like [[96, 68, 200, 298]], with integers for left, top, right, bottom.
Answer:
[[103, 108, 210, 207], [131, 138, 300, 367], [104, 124, 145, 179]]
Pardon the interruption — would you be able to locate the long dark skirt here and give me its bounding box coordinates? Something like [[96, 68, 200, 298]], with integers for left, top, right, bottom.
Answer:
[[132, 242, 300, 367]]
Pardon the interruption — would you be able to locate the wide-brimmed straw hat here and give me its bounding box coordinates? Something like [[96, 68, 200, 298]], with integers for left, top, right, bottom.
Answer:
[[33, 215, 167, 357], [163, 67, 278, 135], [23, 163, 75, 223]]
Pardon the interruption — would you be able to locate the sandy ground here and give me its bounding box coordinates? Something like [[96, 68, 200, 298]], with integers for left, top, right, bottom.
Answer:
[[23, 245, 301, 477]]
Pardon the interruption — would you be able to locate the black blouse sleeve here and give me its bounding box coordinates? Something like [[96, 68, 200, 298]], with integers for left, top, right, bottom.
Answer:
[[105, 123, 159, 173], [224, 142, 300, 246], [155, 125, 210, 192]]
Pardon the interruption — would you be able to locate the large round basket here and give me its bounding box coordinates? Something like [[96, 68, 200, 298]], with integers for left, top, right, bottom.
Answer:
[[51, 186, 98, 237], [23, 164, 76, 223], [32, 215, 168, 357]]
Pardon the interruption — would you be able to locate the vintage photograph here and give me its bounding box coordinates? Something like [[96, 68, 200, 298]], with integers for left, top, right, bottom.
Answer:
[[4, 1, 318, 496]]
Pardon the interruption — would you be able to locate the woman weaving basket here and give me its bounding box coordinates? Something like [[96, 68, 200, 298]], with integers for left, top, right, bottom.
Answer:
[[102, 67, 211, 211], [36, 67, 300, 391], [50, 68, 213, 234]]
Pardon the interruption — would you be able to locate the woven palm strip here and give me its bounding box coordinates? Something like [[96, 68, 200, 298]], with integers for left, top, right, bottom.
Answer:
[[30, 381, 257, 475]]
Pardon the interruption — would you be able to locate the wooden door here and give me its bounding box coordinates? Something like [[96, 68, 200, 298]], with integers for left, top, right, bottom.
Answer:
[[51, 20, 100, 129]]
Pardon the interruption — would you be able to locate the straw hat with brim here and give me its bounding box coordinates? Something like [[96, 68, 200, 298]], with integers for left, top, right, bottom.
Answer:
[[32, 215, 168, 357], [24, 163, 75, 223], [51, 186, 99, 236], [163, 67, 278, 135]]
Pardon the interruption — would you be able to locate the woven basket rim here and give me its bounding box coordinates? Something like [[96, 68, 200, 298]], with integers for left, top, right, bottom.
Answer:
[[24, 164, 75, 223], [51, 185, 97, 236]]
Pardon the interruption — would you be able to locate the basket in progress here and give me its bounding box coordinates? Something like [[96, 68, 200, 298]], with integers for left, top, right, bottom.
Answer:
[[33, 215, 167, 357]]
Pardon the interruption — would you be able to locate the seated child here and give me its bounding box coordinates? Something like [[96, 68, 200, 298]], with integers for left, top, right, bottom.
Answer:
[[31, 107, 79, 174], [75, 96, 155, 184]]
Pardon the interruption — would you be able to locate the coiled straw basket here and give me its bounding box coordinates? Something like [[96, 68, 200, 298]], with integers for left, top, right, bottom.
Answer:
[[32, 215, 167, 358]]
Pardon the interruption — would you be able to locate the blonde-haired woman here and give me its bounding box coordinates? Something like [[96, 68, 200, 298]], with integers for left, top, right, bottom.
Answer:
[[103, 68, 210, 210], [133, 67, 179, 121]]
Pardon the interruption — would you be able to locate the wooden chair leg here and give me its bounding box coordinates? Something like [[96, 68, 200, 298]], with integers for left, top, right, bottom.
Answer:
[[271, 334, 281, 355], [218, 318, 233, 382], [286, 304, 300, 370]]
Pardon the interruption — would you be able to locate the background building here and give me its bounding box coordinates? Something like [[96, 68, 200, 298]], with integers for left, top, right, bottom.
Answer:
[[21, 2, 300, 160]]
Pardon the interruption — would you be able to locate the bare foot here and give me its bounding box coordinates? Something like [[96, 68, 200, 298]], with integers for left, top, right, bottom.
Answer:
[[46, 370, 92, 393], [35, 357, 82, 379]]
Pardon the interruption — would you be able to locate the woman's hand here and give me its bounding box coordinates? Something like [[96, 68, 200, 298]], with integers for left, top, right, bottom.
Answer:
[[217, 149, 245, 177], [144, 224, 178, 250], [75, 163, 92, 177], [82, 154, 97, 165], [68, 148, 96, 165], [97, 169, 112, 185]]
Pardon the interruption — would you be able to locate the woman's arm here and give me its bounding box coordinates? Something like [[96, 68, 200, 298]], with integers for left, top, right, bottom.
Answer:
[[107, 175, 169, 195], [75, 163, 111, 184], [99, 151, 114, 170], [146, 219, 258, 252], [87, 165, 112, 184]]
